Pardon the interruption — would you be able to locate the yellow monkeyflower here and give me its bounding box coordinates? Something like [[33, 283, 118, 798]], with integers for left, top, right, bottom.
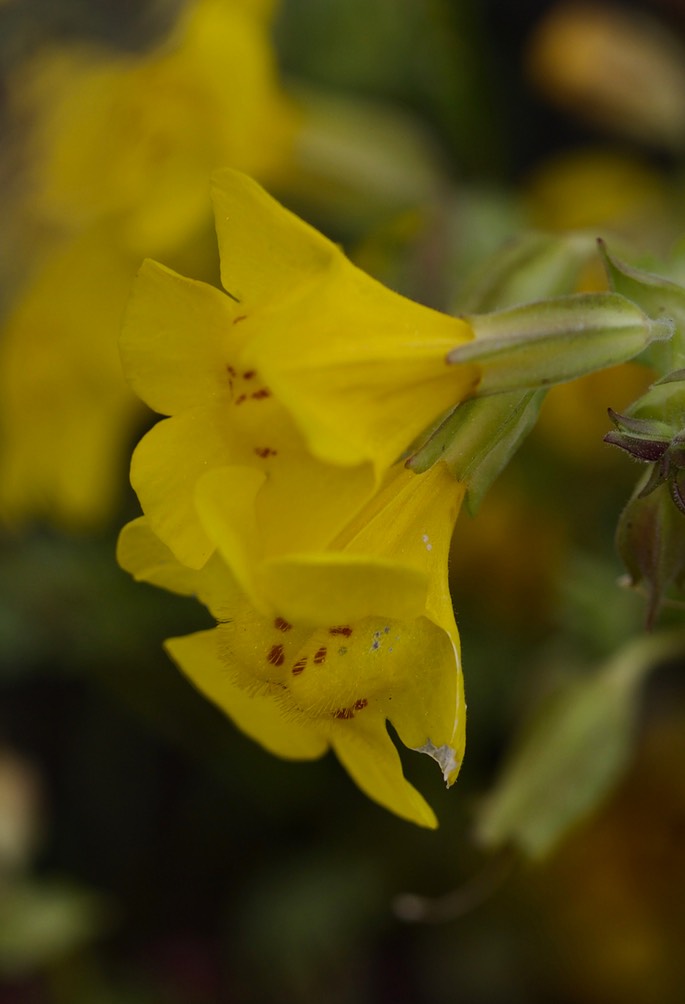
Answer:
[[13, 0, 295, 255], [120, 170, 476, 577], [118, 459, 466, 828]]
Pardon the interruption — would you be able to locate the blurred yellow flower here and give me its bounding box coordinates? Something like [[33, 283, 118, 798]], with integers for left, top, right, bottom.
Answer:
[[120, 170, 477, 580], [527, 2, 685, 151], [524, 149, 667, 242], [13, 0, 296, 255], [0, 228, 143, 527], [118, 459, 466, 828]]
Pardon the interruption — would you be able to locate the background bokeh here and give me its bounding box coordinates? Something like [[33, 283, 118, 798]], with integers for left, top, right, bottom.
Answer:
[[2, 1, 685, 1001]]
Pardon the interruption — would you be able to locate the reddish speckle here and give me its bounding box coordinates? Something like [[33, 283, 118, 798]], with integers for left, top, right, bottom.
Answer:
[[266, 644, 285, 667], [292, 657, 307, 676], [274, 617, 292, 632], [254, 447, 278, 459], [251, 388, 271, 400], [226, 365, 237, 377], [243, 370, 256, 380], [232, 314, 247, 325], [313, 646, 327, 665], [235, 394, 247, 405], [333, 698, 367, 720], [329, 626, 352, 637]]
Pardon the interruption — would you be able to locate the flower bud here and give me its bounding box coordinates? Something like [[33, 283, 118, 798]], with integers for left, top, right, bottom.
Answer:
[[616, 477, 685, 627]]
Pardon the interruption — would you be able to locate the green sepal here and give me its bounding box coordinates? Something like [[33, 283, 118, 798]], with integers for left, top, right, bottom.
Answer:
[[474, 631, 685, 859], [407, 390, 544, 515], [619, 369, 685, 428], [599, 240, 685, 373]]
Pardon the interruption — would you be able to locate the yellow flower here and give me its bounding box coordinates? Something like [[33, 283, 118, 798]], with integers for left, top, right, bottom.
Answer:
[[118, 460, 466, 828], [0, 228, 143, 527], [13, 0, 296, 254], [121, 170, 476, 578]]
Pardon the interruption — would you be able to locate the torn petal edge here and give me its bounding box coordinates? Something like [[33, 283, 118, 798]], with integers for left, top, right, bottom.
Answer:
[[415, 739, 461, 787]]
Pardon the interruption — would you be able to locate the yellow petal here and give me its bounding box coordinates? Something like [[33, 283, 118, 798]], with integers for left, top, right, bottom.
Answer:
[[166, 628, 328, 760], [258, 553, 428, 625], [210, 170, 478, 469], [117, 516, 236, 621], [331, 721, 438, 828], [121, 260, 240, 416], [335, 462, 463, 558], [212, 168, 335, 306], [194, 462, 379, 614], [129, 407, 239, 568], [243, 256, 477, 470], [217, 608, 464, 793], [130, 386, 376, 575], [195, 466, 267, 609], [193, 462, 462, 624], [124, 557, 464, 823], [196, 454, 375, 557], [338, 463, 466, 643]]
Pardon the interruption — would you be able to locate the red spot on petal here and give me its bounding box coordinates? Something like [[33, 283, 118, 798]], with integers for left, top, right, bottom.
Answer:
[[243, 370, 256, 380], [266, 644, 285, 667], [334, 707, 355, 720], [313, 646, 327, 665], [353, 698, 368, 711], [292, 657, 307, 676], [274, 617, 292, 632], [226, 365, 237, 377], [329, 626, 352, 637], [235, 394, 247, 405], [254, 447, 278, 459], [233, 315, 247, 325], [251, 388, 271, 400]]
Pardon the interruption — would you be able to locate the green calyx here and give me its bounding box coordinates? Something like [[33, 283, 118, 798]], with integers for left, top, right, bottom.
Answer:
[[450, 292, 671, 395]]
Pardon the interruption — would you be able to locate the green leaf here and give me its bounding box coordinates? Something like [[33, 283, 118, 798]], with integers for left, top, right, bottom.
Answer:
[[474, 632, 685, 859]]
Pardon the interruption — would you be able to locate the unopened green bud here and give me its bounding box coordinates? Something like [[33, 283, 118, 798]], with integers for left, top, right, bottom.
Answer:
[[449, 292, 671, 395], [616, 477, 685, 628]]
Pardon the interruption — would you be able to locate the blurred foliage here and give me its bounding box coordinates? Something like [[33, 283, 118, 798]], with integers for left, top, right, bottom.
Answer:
[[2, 0, 685, 1002]]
